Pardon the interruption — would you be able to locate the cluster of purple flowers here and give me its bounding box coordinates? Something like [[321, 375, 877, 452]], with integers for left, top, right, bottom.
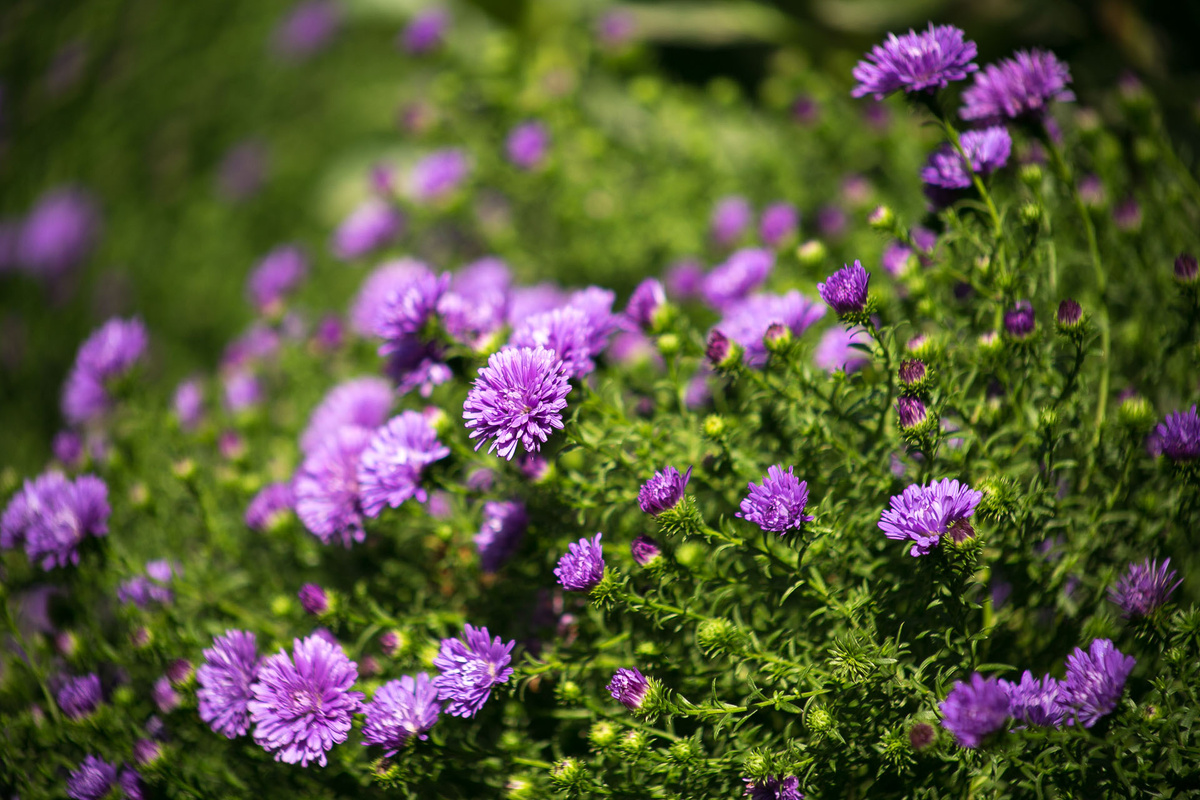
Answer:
[[65, 755, 142, 800], [1, 471, 110, 569], [708, 196, 799, 248], [117, 560, 179, 608], [711, 291, 826, 368]]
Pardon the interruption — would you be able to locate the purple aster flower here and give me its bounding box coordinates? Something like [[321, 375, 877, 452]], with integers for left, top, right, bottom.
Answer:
[[373, 267, 450, 355], [665, 258, 705, 300], [1004, 300, 1036, 339], [216, 140, 268, 202], [565, 286, 622, 345], [221, 323, 280, 370], [294, 425, 371, 547], [711, 196, 753, 246], [939, 673, 1009, 748], [791, 93, 820, 125], [298, 583, 329, 616], [67, 755, 118, 800], [878, 478, 983, 557], [961, 49, 1074, 124], [638, 466, 692, 515], [247, 245, 307, 314], [57, 673, 102, 719], [249, 634, 364, 766], [507, 121, 549, 170], [17, 186, 99, 279], [118, 769, 143, 800], [409, 148, 470, 202], [385, 340, 453, 398], [222, 369, 262, 414], [817, 206, 847, 238], [438, 257, 511, 342], [53, 430, 83, 466], [921, 126, 1012, 190], [350, 259, 429, 336], [626, 278, 666, 330], [245, 482, 294, 531], [432, 624, 515, 717], [898, 359, 927, 389], [463, 346, 572, 460], [1154, 406, 1200, 461], [362, 673, 441, 755], [173, 379, 204, 431], [631, 535, 662, 567], [555, 534, 605, 591], [357, 410, 450, 516], [1000, 671, 1067, 728], [153, 675, 181, 713], [117, 569, 173, 608], [818, 261, 870, 315], [300, 377, 393, 454], [509, 307, 598, 379], [1, 472, 109, 569], [714, 291, 826, 368], [607, 668, 649, 710], [1108, 558, 1182, 618], [813, 325, 871, 374], [401, 7, 448, 54], [736, 465, 813, 533], [851, 23, 977, 99], [759, 202, 799, 247], [475, 500, 528, 573], [331, 198, 403, 260], [507, 282, 567, 324], [62, 317, 149, 426], [744, 775, 804, 800], [197, 630, 260, 738], [1061, 638, 1135, 728], [702, 248, 774, 310], [272, 0, 341, 59]]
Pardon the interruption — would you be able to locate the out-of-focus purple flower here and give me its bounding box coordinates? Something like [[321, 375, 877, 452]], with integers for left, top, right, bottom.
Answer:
[[313, 314, 345, 351], [507, 283, 567, 324], [62, 317, 148, 426], [1152, 406, 1199, 462], [665, 258, 705, 300], [816, 206, 847, 238], [1113, 197, 1142, 232], [117, 560, 175, 608], [879, 478, 980, 557], [357, 410, 449, 516], [737, 465, 813, 533], [16, 187, 98, 278], [53, 430, 83, 467], [818, 261, 870, 315], [596, 9, 637, 48], [118, 769, 143, 800], [631, 535, 662, 567], [432, 624, 515, 717], [1108, 558, 1182, 617], [197, 630, 260, 739], [510, 307, 597, 379], [961, 49, 1074, 124], [921, 127, 1012, 190], [272, 0, 341, 59], [744, 775, 804, 800], [463, 346, 572, 460], [1061, 639, 1135, 727], [133, 738, 162, 767], [373, 266, 449, 356], [475, 500, 528, 573], [294, 425, 372, 547], [298, 583, 329, 616], [67, 755, 118, 800], [408, 149, 470, 203], [300, 377, 393, 455], [57, 673, 102, 719], [245, 482, 294, 532], [607, 668, 649, 710], [852, 23, 977, 99], [711, 196, 753, 247], [216, 140, 268, 202], [1003, 300, 1036, 340], [555, 533, 605, 591], [385, 340, 452, 398], [332, 198, 403, 260], [249, 634, 363, 766], [222, 369, 262, 414], [714, 291, 826, 368], [401, 7, 448, 54], [1056, 299, 1083, 331], [882, 226, 938, 277], [173, 379, 204, 431], [44, 40, 88, 96], [791, 94, 820, 125], [1, 471, 109, 569], [1000, 671, 1067, 728], [702, 248, 774, 310], [759, 203, 799, 247], [939, 673, 1009, 747], [362, 673, 441, 755], [1174, 253, 1199, 284], [247, 245, 307, 314], [507, 121, 550, 170], [221, 323, 280, 371], [350, 259, 429, 336], [814, 325, 871, 374], [626, 278, 666, 330], [441, 257, 511, 343], [638, 466, 692, 516], [1078, 173, 1105, 208], [218, 430, 245, 461], [153, 675, 181, 713]]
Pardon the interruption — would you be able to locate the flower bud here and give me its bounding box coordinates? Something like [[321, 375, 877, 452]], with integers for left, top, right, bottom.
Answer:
[[668, 737, 701, 765], [696, 617, 746, 655], [763, 322, 792, 353], [166, 659, 194, 687], [171, 458, 196, 480], [379, 629, 404, 657], [1055, 299, 1084, 334], [1117, 395, 1156, 433], [549, 759, 589, 793], [705, 330, 742, 370], [1175, 253, 1199, 285], [1038, 407, 1060, 435], [298, 583, 331, 616], [589, 721, 619, 750], [656, 332, 680, 357], [909, 722, 936, 750], [618, 730, 649, 756], [703, 414, 726, 438], [975, 476, 1018, 522], [896, 397, 929, 431], [905, 333, 939, 362], [806, 706, 834, 734], [867, 205, 894, 230], [606, 668, 649, 710], [898, 359, 928, 395], [977, 331, 1002, 358], [796, 239, 826, 267], [630, 535, 662, 567], [1019, 202, 1041, 225], [1018, 163, 1043, 187], [556, 679, 583, 705], [133, 738, 163, 767], [1003, 301, 1036, 340]]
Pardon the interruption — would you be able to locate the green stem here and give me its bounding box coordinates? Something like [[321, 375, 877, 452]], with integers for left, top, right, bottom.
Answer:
[[941, 120, 1003, 236], [3, 598, 62, 725]]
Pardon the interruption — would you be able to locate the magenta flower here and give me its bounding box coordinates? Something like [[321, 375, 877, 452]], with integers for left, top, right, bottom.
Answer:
[[362, 673, 442, 755], [878, 478, 982, 557], [432, 624, 515, 717], [357, 410, 450, 516], [759, 202, 799, 247], [300, 377, 394, 454], [401, 7, 448, 54], [961, 49, 1074, 124], [818, 261, 870, 315], [507, 121, 550, 170], [197, 630, 260, 739], [607, 668, 649, 710], [736, 465, 813, 533], [1153, 406, 1200, 461], [921, 127, 1012, 190], [1, 471, 109, 570], [555, 533, 605, 591], [463, 346, 572, 460], [409, 149, 470, 202], [1000, 671, 1067, 728], [1060, 639, 1135, 728], [331, 198, 403, 260], [1108, 558, 1181, 618], [638, 466, 692, 515], [247, 245, 307, 313], [702, 248, 774, 310], [626, 278, 666, 330], [939, 673, 1009, 748], [17, 186, 98, 279], [711, 196, 753, 246]]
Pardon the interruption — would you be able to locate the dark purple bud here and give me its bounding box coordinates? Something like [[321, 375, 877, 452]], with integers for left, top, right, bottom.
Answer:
[[1056, 299, 1083, 331], [630, 535, 662, 567], [1003, 300, 1036, 339], [763, 322, 792, 352], [133, 738, 162, 767], [379, 630, 401, 657], [1174, 253, 1198, 284], [298, 583, 329, 615], [606, 668, 650, 710], [166, 659, 193, 686], [896, 397, 928, 430], [898, 359, 926, 387], [909, 722, 936, 750], [705, 330, 739, 369]]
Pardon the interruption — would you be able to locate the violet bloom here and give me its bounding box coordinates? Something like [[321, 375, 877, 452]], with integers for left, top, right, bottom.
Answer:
[[882, 227, 937, 276], [401, 7, 448, 54], [300, 377, 393, 454], [62, 317, 148, 426], [272, 0, 341, 59], [818, 261, 870, 315], [878, 478, 983, 557], [921, 127, 1012, 190], [372, 267, 449, 355], [153, 675, 181, 713], [432, 624, 515, 717], [665, 258, 705, 300], [249, 634, 364, 767], [759, 202, 799, 247], [714, 291, 826, 368], [631, 535, 662, 567], [245, 482, 294, 531], [1, 471, 109, 569], [1108, 558, 1181, 618], [509, 307, 597, 379], [298, 584, 329, 616], [439, 256, 512, 345], [357, 410, 450, 516], [222, 369, 262, 414], [961, 49, 1074, 124], [1153, 406, 1200, 461], [350, 259, 430, 336], [362, 673, 441, 755], [409, 149, 470, 203], [1113, 197, 1143, 232], [247, 245, 307, 314], [555, 534, 605, 591], [463, 346, 572, 460], [197, 630, 260, 738], [16, 186, 98, 278], [711, 196, 753, 246], [1061, 638, 1136, 728], [331, 198, 403, 260], [173, 379, 204, 431], [626, 278, 666, 330], [57, 673, 102, 719], [638, 466, 692, 515], [939, 673, 1009, 748], [66, 755, 118, 800], [507, 121, 549, 170], [737, 465, 813, 534], [702, 248, 774, 310], [851, 23, 978, 99], [294, 425, 372, 547], [1000, 671, 1067, 728], [1004, 300, 1036, 339], [53, 430, 83, 466], [814, 326, 870, 374], [118, 770, 143, 800], [744, 776, 804, 800], [475, 500, 528, 573], [607, 668, 649, 710]]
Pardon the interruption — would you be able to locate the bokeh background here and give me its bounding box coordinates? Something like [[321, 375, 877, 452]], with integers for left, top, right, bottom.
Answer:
[[2, 0, 1198, 473]]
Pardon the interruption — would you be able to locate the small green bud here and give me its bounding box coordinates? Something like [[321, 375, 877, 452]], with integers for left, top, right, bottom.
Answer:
[[703, 414, 726, 438], [588, 721, 619, 750], [905, 333, 940, 362], [977, 331, 1002, 358], [1019, 201, 1041, 225], [806, 706, 834, 734], [635, 640, 662, 659], [556, 680, 584, 705], [668, 738, 701, 765], [763, 322, 792, 354], [618, 730, 649, 756], [171, 458, 196, 480], [506, 777, 537, 799], [270, 595, 293, 617], [499, 730, 523, 752], [112, 685, 136, 707], [867, 205, 894, 230], [743, 750, 771, 780], [1018, 163, 1043, 187], [656, 332, 680, 357], [1038, 407, 1059, 435], [1117, 395, 1156, 433], [549, 758, 589, 793], [976, 476, 1019, 522], [696, 617, 746, 656], [128, 483, 150, 509], [796, 239, 826, 267]]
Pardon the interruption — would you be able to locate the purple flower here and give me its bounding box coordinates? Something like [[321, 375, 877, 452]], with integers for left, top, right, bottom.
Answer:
[[759, 202, 799, 247], [357, 410, 450, 516], [631, 535, 662, 567], [57, 673, 102, 719], [909, 723, 936, 750], [596, 9, 637, 48], [744, 775, 804, 800], [1056, 299, 1083, 329], [510, 307, 598, 379], [362, 673, 442, 755], [373, 266, 450, 354], [133, 739, 161, 767], [555, 533, 605, 591], [409, 149, 470, 202], [1113, 196, 1143, 232], [1108, 558, 1181, 618], [300, 377, 393, 454], [401, 7, 448, 54], [463, 346, 572, 460], [736, 465, 813, 533], [851, 23, 977, 99], [714, 291, 826, 368], [247, 245, 307, 313], [1003, 300, 1036, 339], [1154, 406, 1200, 461], [711, 196, 753, 246], [173, 379, 204, 431], [818, 261, 870, 315], [216, 140, 268, 202], [17, 186, 98, 278], [331, 198, 403, 261], [878, 478, 982, 557], [1061, 638, 1135, 727], [939, 673, 1009, 748], [197, 630, 260, 738], [702, 248, 774, 310], [299, 583, 329, 615], [272, 0, 341, 59], [1000, 671, 1067, 728], [385, 340, 452, 398], [249, 634, 364, 766], [221, 323, 280, 370], [153, 675, 181, 712], [665, 258, 705, 300], [507, 282, 567, 323], [294, 425, 372, 547], [896, 396, 930, 431], [813, 325, 870, 374], [245, 482, 294, 531], [921, 126, 1012, 190], [62, 317, 149, 425], [118, 769, 143, 800], [438, 257, 511, 342], [607, 668, 649, 710], [626, 278, 666, 330], [507, 121, 549, 170], [117, 561, 174, 608], [432, 624, 515, 717], [67, 755, 118, 800], [1175, 253, 1199, 284], [350, 259, 429, 336], [1, 471, 109, 569], [475, 500, 528, 573], [53, 430, 83, 466], [638, 466, 692, 515], [222, 369, 262, 414], [961, 49, 1074, 124]]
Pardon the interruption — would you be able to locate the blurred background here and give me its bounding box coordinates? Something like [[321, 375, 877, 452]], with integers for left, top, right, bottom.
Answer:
[[2, 0, 1198, 472]]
